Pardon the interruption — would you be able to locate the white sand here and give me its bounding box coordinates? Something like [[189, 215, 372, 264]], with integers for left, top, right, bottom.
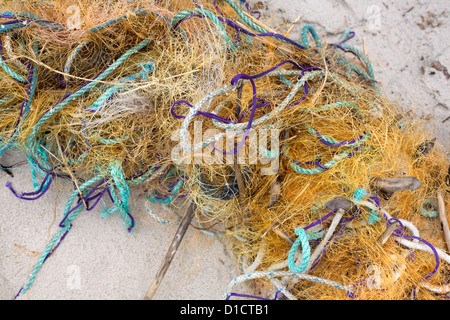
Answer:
[[0, 0, 448, 300]]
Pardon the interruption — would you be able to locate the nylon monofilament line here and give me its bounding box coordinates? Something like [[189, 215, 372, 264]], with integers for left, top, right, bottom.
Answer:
[[0, 0, 449, 300]]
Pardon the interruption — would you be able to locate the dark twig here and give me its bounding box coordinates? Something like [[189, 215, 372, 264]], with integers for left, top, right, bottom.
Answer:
[[144, 201, 196, 300]]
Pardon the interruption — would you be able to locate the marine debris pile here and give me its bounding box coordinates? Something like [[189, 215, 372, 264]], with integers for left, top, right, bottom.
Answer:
[[0, 0, 449, 299]]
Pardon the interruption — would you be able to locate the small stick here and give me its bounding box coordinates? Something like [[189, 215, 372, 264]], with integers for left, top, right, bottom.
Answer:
[[307, 208, 345, 272], [242, 10, 278, 34], [420, 78, 437, 93], [273, 228, 294, 245], [0, 163, 14, 177], [284, 16, 301, 37], [362, 37, 369, 59], [377, 221, 399, 245], [144, 201, 196, 300], [437, 189, 450, 253], [261, 183, 311, 238]]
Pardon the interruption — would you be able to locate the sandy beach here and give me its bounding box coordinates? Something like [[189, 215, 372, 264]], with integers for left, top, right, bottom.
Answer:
[[0, 0, 448, 300]]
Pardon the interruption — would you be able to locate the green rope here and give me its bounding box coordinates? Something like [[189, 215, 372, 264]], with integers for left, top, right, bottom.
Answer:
[[0, 49, 27, 83], [109, 162, 134, 231], [89, 61, 155, 112], [289, 148, 353, 175], [26, 37, 152, 164], [19, 174, 104, 296], [147, 167, 184, 204], [288, 227, 311, 273]]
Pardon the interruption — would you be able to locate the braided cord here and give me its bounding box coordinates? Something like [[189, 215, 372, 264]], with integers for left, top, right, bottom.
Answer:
[[288, 228, 311, 273]]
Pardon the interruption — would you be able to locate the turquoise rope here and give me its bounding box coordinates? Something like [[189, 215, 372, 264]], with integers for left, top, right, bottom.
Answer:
[[19, 226, 72, 295], [220, 0, 321, 49], [29, 37, 151, 140], [0, 47, 27, 83], [89, 61, 155, 111], [19, 174, 104, 296], [289, 148, 353, 175], [353, 187, 366, 202], [419, 199, 439, 218], [147, 167, 184, 204], [288, 227, 311, 273], [0, 20, 64, 33], [300, 24, 322, 49], [172, 8, 236, 50], [109, 162, 134, 231], [353, 188, 380, 224]]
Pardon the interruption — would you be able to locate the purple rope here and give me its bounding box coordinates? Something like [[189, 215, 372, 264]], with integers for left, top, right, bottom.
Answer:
[[85, 185, 110, 211], [303, 206, 359, 236], [126, 212, 135, 232], [171, 59, 305, 121], [360, 199, 438, 281], [339, 31, 355, 44], [56, 178, 136, 232], [0, 17, 56, 25], [219, 16, 307, 50], [170, 100, 235, 123], [28, 156, 71, 180], [304, 209, 337, 231], [211, 60, 304, 155], [314, 129, 366, 148], [393, 234, 440, 280], [1, 19, 28, 25], [172, 11, 307, 50], [368, 195, 381, 208], [212, 75, 257, 155], [6, 173, 53, 200], [58, 179, 107, 228], [0, 14, 21, 19], [57, 73, 69, 87], [171, 59, 313, 155], [341, 207, 361, 224]]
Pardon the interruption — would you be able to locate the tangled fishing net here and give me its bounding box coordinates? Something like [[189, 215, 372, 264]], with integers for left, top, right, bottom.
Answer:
[[1, 0, 449, 300]]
